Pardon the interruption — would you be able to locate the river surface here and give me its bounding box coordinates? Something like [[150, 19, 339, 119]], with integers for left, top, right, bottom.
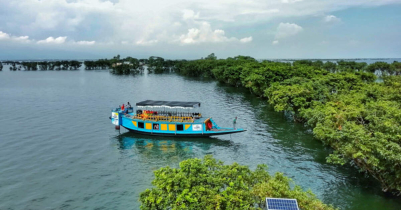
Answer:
[[1, 66, 401, 210]]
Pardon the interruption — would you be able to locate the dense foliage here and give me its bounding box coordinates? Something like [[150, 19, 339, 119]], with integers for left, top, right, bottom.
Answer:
[[172, 55, 401, 194], [140, 156, 336, 210], [265, 70, 401, 193]]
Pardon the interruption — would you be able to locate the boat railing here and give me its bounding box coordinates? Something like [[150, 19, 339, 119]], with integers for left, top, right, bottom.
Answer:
[[143, 111, 201, 118], [131, 114, 195, 123]]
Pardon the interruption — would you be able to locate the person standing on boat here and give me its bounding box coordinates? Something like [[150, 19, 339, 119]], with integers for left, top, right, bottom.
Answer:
[[124, 102, 131, 114], [233, 117, 237, 129], [121, 103, 125, 111]]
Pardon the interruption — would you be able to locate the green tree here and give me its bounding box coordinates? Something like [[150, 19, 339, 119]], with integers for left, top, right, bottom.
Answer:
[[323, 61, 337, 72], [366, 61, 391, 75], [69, 60, 82, 70], [21, 62, 38, 71], [206, 53, 217, 60], [61, 60, 70, 70], [54, 61, 62, 70], [140, 156, 336, 210], [38, 61, 49, 70], [148, 56, 166, 73], [337, 60, 367, 72], [390, 61, 401, 75], [48, 62, 55, 70]]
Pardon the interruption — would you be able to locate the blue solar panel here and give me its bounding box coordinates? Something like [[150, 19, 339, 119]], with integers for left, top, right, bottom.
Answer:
[[266, 198, 299, 210]]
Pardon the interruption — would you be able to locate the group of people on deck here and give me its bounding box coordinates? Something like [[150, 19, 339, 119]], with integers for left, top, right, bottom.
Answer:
[[120, 102, 131, 114]]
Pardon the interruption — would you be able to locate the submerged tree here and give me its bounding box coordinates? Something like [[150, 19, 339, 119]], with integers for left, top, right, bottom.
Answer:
[[69, 60, 82, 70], [54, 61, 62, 70], [61, 60, 70, 70], [148, 56, 165, 73], [140, 156, 336, 210], [9, 62, 19, 71], [38, 61, 49, 70], [21, 62, 38, 71]]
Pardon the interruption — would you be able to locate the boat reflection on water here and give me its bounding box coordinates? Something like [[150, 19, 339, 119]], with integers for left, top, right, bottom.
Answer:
[[112, 132, 236, 160]]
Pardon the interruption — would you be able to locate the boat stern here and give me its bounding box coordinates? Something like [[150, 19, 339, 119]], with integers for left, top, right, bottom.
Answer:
[[111, 108, 122, 126]]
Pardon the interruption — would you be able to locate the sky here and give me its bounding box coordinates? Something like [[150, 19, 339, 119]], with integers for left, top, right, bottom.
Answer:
[[0, 0, 401, 60]]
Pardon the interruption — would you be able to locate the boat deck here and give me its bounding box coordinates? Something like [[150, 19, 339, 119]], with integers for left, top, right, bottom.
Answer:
[[122, 112, 208, 123]]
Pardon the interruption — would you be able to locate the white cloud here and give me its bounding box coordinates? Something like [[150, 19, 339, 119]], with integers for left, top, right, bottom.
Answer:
[[176, 10, 251, 45], [178, 22, 239, 44], [12, 36, 31, 43], [1, 0, 398, 43], [281, 0, 303, 3], [240, 36, 253, 43], [0, 31, 11, 40], [0, 31, 32, 43], [0, 0, 399, 56], [2, 32, 93, 45], [173, 22, 182, 27], [136, 39, 158, 46], [37, 36, 67, 44], [178, 23, 251, 44], [275, 23, 303, 39], [272, 40, 279, 45], [324, 15, 341, 23], [20, 0, 115, 31], [182, 9, 200, 21], [74, 40, 96, 45]]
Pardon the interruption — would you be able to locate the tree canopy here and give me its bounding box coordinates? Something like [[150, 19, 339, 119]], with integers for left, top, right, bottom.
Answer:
[[172, 56, 401, 194], [140, 155, 336, 210]]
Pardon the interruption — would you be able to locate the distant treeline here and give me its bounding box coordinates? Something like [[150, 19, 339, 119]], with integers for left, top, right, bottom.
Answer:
[[0, 55, 178, 74], [84, 55, 179, 74], [1, 60, 82, 71]]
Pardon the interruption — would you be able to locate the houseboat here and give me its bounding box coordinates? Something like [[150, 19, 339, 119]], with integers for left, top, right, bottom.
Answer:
[[110, 100, 246, 137]]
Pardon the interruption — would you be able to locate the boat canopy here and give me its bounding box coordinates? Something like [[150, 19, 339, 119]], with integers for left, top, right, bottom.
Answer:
[[136, 100, 201, 109]]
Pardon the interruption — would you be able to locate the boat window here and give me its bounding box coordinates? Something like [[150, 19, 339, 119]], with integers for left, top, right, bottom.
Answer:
[[138, 122, 144, 128], [153, 123, 159, 130], [177, 124, 184, 131]]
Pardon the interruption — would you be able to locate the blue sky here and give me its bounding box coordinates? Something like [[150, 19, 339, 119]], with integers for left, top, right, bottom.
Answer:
[[0, 0, 400, 60]]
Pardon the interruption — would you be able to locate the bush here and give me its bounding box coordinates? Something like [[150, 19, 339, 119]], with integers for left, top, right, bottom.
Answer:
[[140, 156, 336, 210]]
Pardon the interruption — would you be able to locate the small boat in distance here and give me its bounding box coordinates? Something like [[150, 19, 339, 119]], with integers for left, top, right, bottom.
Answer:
[[110, 100, 246, 137]]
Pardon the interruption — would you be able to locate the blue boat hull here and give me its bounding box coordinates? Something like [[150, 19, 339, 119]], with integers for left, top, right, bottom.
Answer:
[[111, 111, 245, 137], [122, 125, 245, 137]]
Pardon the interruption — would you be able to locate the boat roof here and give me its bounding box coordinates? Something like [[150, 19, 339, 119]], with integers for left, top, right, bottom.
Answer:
[[136, 100, 201, 109]]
